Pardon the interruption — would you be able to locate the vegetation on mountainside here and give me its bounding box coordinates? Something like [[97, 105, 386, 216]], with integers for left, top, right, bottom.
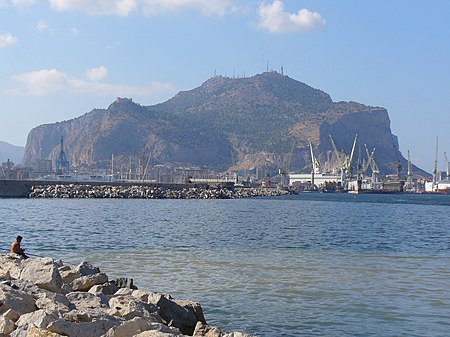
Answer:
[[23, 72, 412, 174]]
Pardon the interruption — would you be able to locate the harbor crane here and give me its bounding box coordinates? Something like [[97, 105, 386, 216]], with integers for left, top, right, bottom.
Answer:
[[364, 144, 380, 189], [309, 141, 321, 174], [329, 134, 358, 184]]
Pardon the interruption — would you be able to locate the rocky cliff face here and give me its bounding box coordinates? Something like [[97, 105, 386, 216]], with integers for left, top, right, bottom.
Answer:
[[23, 72, 425, 176]]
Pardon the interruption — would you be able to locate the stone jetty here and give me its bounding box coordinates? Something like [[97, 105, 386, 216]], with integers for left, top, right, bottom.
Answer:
[[0, 254, 256, 337], [29, 184, 291, 199]]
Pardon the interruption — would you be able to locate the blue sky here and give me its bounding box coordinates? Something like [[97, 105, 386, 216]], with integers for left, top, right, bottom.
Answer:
[[0, 0, 449, 172]]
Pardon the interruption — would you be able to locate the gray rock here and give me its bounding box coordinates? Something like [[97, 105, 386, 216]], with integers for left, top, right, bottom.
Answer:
[[0, 284, 37, 321], [19, 258, 63, 293], [104, 317, 182, 337], [109, 295, 159, 321], [66, 291, 108, 310], [15, 309, 59, 331], [26, 324, 65, 337], [70, 272, 108, 291], [60, 268, 80, 285], [89, 282, 119, 296], [112, 277, 137, 289], [0, 315, 15, 335], [35, 292, 73, 314], [148, 294, 206, 336], [76, 261, 101, 276], [47, 317, 119, 337]]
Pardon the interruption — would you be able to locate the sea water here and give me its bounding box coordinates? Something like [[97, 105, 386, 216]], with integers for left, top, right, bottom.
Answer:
[[1, 193, 449, 336]]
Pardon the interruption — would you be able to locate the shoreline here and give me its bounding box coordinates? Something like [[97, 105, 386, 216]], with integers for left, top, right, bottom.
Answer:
[[0, 253, 256, 336]]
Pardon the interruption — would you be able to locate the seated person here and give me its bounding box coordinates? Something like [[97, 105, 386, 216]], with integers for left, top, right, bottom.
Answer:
[[11, 235, 28, 259]]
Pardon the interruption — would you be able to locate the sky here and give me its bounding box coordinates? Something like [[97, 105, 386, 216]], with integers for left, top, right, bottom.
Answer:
[[0, 0, 449, 172]]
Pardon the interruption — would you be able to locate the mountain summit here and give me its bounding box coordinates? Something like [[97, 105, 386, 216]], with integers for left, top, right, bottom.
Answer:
[[23, 72, 419, 175]]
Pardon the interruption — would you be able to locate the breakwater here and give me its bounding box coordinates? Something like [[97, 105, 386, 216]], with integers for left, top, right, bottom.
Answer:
[[0, 254, 255, 336], [29, 184, 291, 199]]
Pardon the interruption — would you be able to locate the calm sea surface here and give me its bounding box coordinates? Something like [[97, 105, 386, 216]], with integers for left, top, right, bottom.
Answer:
[[1, 193, 450, 336]]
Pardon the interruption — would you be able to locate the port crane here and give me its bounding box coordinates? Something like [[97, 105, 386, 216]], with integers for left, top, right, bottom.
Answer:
[[364, 144, 380, 189], [329, 134, 358, 184], [309, 141, 321, 174]]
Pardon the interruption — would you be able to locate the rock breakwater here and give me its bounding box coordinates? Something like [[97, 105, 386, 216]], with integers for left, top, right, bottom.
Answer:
[[29, 184, 291, 199], [0, 254, 256, 336]]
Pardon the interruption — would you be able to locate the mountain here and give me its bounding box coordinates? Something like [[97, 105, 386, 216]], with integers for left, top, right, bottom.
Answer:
[[22, 72, 428, 177], [0, 141, 24, 165]]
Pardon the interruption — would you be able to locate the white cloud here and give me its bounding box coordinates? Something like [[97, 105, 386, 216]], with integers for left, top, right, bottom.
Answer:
[[0, 33, 18, 47], [47, 0, 239, 16], [11, 0, 35, 6], [258, 0, 325, 33], [141, 0, 239, 16], [71, 27, 80, 36], [49, 0, 138, 16], [86, 66, 108, 81], [6, 68, 176, 97], [36, 20, 49, 32]]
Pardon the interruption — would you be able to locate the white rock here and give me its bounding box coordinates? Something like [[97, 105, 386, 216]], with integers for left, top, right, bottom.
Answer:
[[104, 317, 182, 337], [60, 268, 80, 285], [47, 317, 119, 337], [35, 292, 73, 314], [109, 295, 159, 320], [19, 258, 63, 293], [0, 255, 24, 279], [0, 284, 37, 321], [66, 291, 108, 310], [132, 289, 153, 302], [15, 309, 59, 330], [70, 272, 108, 291]]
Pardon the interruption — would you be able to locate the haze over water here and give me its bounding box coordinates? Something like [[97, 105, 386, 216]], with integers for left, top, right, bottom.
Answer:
[[1, 194, 449, 336]]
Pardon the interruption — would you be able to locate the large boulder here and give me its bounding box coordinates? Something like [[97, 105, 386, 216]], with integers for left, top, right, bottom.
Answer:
[[13, 309, 59, 335], [104, 317, 182, 337], [47, 317, 120, 337], [35, 292, 73, 313], [27, 324, 65, 337], [89, 282, 119, 296], [109, 295, 159, 321], [76, 261, 100, 276], [0, 284, 37, 321], [66, 291, 108, 311], [19, 258, 63, 293], [148, 293, 206, 335], [70, 272, 108, 292], [193, 322, 257, 337], [0, 255, 24, 279]]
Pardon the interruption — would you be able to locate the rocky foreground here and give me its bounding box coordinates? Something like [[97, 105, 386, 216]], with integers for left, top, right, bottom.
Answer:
[[0, 254, 256, 337], [29, 185, 291, 199]]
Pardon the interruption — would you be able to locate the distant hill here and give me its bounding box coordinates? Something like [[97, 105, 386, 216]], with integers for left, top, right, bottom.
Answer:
[[22, 72, 429, 177], [0, 141, 24, 165]]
